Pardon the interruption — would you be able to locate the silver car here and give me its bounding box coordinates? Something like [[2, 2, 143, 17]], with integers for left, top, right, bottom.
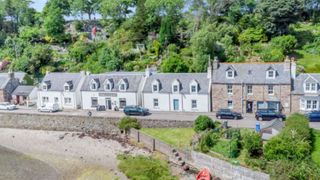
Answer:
[[0, 102, 17, 110]]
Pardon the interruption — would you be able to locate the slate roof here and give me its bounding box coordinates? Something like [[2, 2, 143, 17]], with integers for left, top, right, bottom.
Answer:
[[40, 73, 83, 92], [0, 72, 25, 89], [212, 63, 291, 84], [142, 73, 210, 94], [81, 72, 144, 92], [292, 73, 320, 94], [261, 119, 284, 132], [12, 86, 35, 96]]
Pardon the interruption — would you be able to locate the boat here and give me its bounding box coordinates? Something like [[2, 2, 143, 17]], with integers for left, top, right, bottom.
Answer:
[[196, 168, 211, 180]]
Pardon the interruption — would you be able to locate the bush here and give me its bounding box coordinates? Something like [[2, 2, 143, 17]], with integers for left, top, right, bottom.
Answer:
[[118, 117, 141, 134], [270, 35, 297, 54], [242, 131, 262, 157], [118, 155, 177, 180], [193, 115, 215, 133], [264, 113, 312, 161], [198, 131, 220, 153]]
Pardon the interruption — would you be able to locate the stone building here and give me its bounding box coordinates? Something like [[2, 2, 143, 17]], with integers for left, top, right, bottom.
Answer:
[[0, 72, 22, 102], [210, 57, 296, 114]]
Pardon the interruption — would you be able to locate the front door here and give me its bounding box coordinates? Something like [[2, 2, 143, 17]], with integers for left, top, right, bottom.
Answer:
[[173, 99, 179, 111], [246, 101, 253, 113], [106, 98, 112, 110]]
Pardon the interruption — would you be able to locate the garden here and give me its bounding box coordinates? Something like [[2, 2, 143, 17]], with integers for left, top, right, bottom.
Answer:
[[141, 114, 320, 179]]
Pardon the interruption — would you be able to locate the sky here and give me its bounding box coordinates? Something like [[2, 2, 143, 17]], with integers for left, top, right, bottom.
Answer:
[[30, 0, 47, 12]]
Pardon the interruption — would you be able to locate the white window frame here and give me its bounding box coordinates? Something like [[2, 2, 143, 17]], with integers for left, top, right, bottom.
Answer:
[[191, 100, 197, 109], [104, 83, 112, 91], [266, 70, 276, 79], [91, 97, 98, 107], [305, 83, 317, 93], [190, 85, 197, 93], [42, 84, 48, 91], [300, 99, 306, 111], [247, 85, 253, 95], [64, 97, 72, 105], [227, 84, 233, 95], [153, 98, 159, 108], [42, 96, 49, 103], [119, 83, 126, 91], [226, 70, 234, 79], [54, 97, 59, 103], [306, 100, 318, 110], [90, 82, 98, 91], [268, 85, 274, 95], [64, 85, 70, 92], [172, 85, 179, 93], [152, 84, 159, 92], [227, 100, 233, 109]]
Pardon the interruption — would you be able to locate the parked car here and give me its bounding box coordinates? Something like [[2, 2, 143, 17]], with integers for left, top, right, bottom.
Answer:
[[255, 109, 286, 121], [305, 111, 320, 122], [0, 102, 16, 110], [216, 109, 242, 120], [38, 103, 59, 113], [124, 105, 149, 116]]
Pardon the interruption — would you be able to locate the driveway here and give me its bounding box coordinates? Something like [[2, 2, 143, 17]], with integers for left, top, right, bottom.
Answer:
[[2, 107, 320, 130]]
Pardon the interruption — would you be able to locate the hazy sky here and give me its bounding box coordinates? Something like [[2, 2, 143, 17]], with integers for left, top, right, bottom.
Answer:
[[31, 0, 47, 12]]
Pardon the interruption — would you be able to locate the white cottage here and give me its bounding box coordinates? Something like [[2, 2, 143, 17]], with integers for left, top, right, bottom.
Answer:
[[37, 72, 86, 109], [81, 72, 145, 110], [142, 71, 212, 112]]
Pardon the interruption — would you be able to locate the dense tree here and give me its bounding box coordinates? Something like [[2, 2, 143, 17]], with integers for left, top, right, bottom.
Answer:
[[70, 0, 101, 20], [43, 0, 70, 16], [99, 0, 135, 25], [160, 53, 189, 73], [43, 6, 65, 41]]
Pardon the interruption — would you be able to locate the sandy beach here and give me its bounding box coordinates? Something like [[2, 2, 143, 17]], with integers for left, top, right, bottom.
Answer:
[[0, 128, 150, 180]]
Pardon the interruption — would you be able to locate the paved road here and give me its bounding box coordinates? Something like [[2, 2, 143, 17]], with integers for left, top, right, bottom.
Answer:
[[1, 107, 320, 130]]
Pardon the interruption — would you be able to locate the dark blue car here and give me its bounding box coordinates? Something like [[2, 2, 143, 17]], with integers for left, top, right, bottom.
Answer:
[[306, 111, 320, 122], [255, 109, 286, 121], [124, 105, 149, 116], [216, 109, 242, 120]]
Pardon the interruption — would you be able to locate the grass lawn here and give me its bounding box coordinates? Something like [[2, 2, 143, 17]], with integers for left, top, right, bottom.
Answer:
[[140, 128, 195, 149], [312, 129, 320, 166], [210, 139, 230, 157], [295, 50, 320, 73]]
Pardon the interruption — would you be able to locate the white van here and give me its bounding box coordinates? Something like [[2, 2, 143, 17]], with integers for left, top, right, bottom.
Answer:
[[38, 103, 60, 113]]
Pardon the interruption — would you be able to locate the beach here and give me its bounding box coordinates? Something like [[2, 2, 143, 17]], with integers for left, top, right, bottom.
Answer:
[[0, 128, 149, 180]]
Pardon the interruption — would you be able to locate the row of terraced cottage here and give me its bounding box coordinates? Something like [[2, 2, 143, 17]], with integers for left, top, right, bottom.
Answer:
[[33, 57, 320, 114]]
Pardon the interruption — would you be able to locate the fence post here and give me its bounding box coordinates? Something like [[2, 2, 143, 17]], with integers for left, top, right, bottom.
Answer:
[[137, 131, 140, 142], [152, 138, 155, 151]]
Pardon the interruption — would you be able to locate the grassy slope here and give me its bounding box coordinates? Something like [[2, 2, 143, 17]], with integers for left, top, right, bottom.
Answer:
[[312, 130, 320, 166], [141, 128, 195, 149]]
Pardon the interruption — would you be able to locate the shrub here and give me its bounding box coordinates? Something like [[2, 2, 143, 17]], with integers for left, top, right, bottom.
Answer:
[[198, 131, 220, 153], [242, 131, 263, 157], [193, 115, 215, 133], [270, 35, 297, 54], [229, 138, 240, 158], [118, 155, 177, 180], [118, 117, 141, 134]]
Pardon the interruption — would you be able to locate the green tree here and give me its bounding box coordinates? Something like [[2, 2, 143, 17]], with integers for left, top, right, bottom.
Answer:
[[160, 53, 189, 73], [193, 115, 215, 133], [43, 6, 65, 41], [242, 131, 263, 157], [28, 45, 53, 77], [257, 0, 303, 36], [270, 35, 297, 54], [118, 117, 141, 134], [99, 0, 135, 25], [43, 0, 70, 16], [69, 0, 100, 20], [69, 40, 95, 63]]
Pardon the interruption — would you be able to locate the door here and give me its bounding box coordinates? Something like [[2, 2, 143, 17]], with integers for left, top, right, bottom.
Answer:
[[173, 99, 179, 111], [246, 101, 253, 113], [106, 98, 112, 110]]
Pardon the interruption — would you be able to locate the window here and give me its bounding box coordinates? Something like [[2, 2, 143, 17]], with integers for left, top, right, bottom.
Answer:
[[119, 98, 126, 108], [247, 85, 253, 95], [153, 84, 158, 92], [91, 82, 97, 91], [64, 97, 71, 104], [226, 70, 234, 78], [119, 83, 126, 91], [267, 70, 275, 79], [91, 97, 98, 107], [43, 84, 47, 91], [64, 85, 70, 91], [153, 99, 159, 108], [192, 100, 197, 109], [305, 83, 317, 92], [227, 101, 233, 109], [54, 97, 59, 103], [227, 84, 233, 94], [268, 85, 274, 95], [105, 83, 112, 91], [42, 97, 49, 103], [173, 85, 179, 93], [191, 85, 197, 93], [306, 100, 318, 110]]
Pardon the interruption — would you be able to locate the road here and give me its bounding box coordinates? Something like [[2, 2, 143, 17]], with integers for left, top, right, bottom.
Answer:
[[1, 106, 320, 130]]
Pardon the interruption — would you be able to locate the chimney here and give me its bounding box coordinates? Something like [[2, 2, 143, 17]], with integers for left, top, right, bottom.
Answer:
[[290, 57, 297, 79], [213, 56, 219, 70], [207, 57, 212, 79], [145, 66, 151, 77], [284, 56, 291, 71]]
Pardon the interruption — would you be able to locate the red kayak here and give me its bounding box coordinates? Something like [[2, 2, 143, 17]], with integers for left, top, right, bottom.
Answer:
[[196, 168, 211, 180]]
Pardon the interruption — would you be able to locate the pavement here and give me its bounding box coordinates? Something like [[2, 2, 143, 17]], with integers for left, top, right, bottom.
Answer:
[[1, 106, 319, 130]]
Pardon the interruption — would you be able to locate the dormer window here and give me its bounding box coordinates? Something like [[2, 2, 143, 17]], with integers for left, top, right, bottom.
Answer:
[[104, 79, 113, 91], [90, 79, 99, 91], [172, 79, 180, 93], [267, 70, 276, 79], [152, 80, 160, 92], [64, 85, 70, 91], [190, 80, 199, 93], [43, 84, 48, 91], [119, 79, 128, 91], [42, 81, 51, 91], [226, 70, 234, 79], [305, 83, 317, 93]]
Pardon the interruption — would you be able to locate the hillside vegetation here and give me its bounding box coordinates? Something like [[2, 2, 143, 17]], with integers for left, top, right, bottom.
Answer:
[[1, 0, 320, 81]]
